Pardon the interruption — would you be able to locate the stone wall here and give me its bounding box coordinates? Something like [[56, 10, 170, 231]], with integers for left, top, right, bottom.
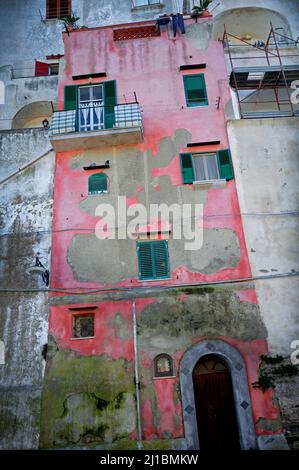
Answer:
[[0, 128, 54, 448]]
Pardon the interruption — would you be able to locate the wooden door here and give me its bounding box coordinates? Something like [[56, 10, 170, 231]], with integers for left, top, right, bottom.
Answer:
[[193, 356, 240, 450]]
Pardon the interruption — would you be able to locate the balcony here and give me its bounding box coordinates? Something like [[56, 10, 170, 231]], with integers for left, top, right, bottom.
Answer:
[[49, 102, 143, 151]]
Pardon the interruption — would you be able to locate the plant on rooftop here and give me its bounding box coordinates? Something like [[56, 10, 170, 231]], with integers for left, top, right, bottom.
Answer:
[[191, 0, 212, 20], [61, 15, 80, 29]]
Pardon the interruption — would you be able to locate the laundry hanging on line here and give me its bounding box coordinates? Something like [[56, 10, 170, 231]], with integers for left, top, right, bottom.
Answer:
[[156, 14, 186, 38], [172, 14, 186, 37]]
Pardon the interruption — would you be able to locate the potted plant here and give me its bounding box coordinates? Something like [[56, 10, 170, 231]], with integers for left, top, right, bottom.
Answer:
[[61, 14, 80, 29], [191, 0, 212, 21]]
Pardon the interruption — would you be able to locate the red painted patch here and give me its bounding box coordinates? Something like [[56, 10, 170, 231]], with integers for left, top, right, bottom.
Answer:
[[236, 289, 258, 304]]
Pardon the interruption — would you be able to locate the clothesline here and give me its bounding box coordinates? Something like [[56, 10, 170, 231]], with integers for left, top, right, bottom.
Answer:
[[156, 13, 186, 38]]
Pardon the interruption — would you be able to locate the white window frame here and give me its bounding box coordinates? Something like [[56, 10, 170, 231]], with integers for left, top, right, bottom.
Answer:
[[192, 152, 221, 183]]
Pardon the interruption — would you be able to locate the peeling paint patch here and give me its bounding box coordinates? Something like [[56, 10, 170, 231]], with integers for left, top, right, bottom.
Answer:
[[236, 289, 258, 304]]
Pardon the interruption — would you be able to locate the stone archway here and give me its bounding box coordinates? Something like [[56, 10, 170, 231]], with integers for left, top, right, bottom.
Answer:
[[212, 7, 292, 43], [11, 101, 53, 129], [180, 339, 257, 450]]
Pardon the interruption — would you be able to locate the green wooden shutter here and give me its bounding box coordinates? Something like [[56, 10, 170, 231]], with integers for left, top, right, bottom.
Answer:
[[153, 240, 169, 279], [183, 74, 208, 107], [103, 80, 117, 129], [180, 153, 195, 184], [88, 173, 108, 194], [137, 241, 169, 280], [64, 85, 77, 111], [217, 149, 234, 180], [138, 242, 154, 280]]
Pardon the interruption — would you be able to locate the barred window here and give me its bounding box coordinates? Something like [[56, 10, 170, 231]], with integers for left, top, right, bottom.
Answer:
[[46, 0, 71, 20], [73, 314, 94, 338]]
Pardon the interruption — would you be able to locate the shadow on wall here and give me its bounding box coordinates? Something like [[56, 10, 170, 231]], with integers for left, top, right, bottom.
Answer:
[[213, 7, 292, 43], [11, 101, 53, 129]]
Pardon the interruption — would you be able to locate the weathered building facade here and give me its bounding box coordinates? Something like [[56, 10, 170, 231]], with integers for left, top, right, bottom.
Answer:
[[41, 14, 291, 450], [0, 0, 298, 451]]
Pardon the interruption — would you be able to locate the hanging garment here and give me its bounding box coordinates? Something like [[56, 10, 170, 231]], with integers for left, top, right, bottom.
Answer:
[[172, 14, 186, 37], [156, 16, 171, 33]]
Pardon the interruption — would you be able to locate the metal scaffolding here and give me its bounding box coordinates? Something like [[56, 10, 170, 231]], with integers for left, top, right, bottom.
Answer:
[[222, 23, 299, 119]]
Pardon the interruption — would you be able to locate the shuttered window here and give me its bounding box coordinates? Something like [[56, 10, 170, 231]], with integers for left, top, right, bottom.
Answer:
[[103, 80, 117, 129], [180, 153, 195, 184], [137, 240, 170, 280], [183, 74, 208, 107], [217, 149, 234, 181], [88, 173, 108, 194], [35, 61, 49, 77], [46, 0, 71, 19], [180, 150, 234, 183], [64, 85, 77, 111], [64, 81, 117, 130]]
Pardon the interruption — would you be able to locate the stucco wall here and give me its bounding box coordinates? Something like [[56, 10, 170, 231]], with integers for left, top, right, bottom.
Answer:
[[227, 117, 299, 448], [227, 118, 299, 354], [41, 284, 284, 449], [213, 0, 299, 39], [0, 67, 58, 130], [39, 18, 288, 451], [0, 0, 174, 68], [0, 128, 54, 448], [51, 20, 252, 292]]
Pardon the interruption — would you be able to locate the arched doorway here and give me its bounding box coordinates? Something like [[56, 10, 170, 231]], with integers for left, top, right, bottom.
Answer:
[[180, 340, 257, 450], [193, 355, 240, 450]]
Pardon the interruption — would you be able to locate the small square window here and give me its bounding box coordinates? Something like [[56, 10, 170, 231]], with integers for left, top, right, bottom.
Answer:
[[73, 314, 94, 338], [137, 240, 170, 280], [154, 354, 175, 378], [183, 74, 208, 107], [49, 63, 59, 75], [192, 153, 220, 181], [180, 149, 234, 184], [46, 0, 71, 20]]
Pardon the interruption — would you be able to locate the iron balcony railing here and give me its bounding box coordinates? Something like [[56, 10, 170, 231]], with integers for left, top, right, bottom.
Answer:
[[50, 102, 143, 135]]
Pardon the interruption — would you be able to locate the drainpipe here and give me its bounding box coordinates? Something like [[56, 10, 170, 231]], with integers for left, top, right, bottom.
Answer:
[[132, 300, 143, 449]]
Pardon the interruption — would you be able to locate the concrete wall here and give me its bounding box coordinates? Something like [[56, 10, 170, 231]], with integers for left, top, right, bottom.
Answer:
[[227, 117, 299, 448], [0, 128, 54, 448]]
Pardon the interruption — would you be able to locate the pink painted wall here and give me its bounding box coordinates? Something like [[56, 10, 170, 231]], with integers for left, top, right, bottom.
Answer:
[[51, 19, 252, 291], [49, 298, 281, 439], [48, 19, 281, 444]]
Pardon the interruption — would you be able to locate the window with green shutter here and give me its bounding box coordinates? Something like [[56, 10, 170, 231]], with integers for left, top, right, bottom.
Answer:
[[88, 173, 108, 195], [217, 149, 234, 180], [183, 74, 208, 107], [103, 80, 117, 129], [180, 150, 234, 183], [64, 85, 77, 111], [180, 153, 195, 184], [137, 240, 170, 280]]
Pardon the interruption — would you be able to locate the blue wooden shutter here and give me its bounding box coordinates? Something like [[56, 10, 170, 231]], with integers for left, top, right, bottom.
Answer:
[[64, 85, 77, 111], [183, 74, 208, 107], [180, 153, 194, 184], [137, 241, 169, 280], [103, 80, 117, 129], [88, 173, 108, 194], [217, 149, 234, 180]]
